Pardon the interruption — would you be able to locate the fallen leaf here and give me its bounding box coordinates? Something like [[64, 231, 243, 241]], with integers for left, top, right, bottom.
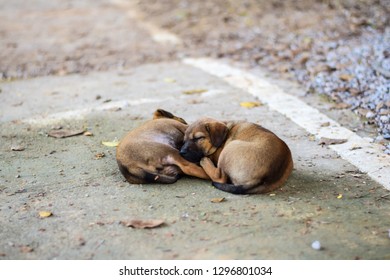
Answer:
[[349, 88, 362, 96], [120, 219, 165, 229], [51, 125, 63, 130], [77, 237, 86, 247], [331, 102, 351, 110], [337, 194, 343, 199], [48, 129, 85, 138], [39, 211, 52, 218], [20, 245, 34, 253], [319, 137, 347, 146], [163, 77, 176, 83], [108, 107, 122, 112], [320, 122, 330, 127], [12, 101, 23, 107], [11, 145, 25, 151], [95, 152, 105, 159], [102, 141, 119, 147], [350, 145, 362, 151], [240, 101, 262, 108], [182, 89, 208, 95], [210, 197, 225, 203], [339, 74, 354, 81]]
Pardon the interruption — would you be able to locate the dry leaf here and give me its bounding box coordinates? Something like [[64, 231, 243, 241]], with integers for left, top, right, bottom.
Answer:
[[77, 237, 86, 247], [350, 145, 362, 151], [39, 211, 52, 218], [120, 219, 165, 229], [319, 137, 347, 146], [20, 245, 34, 253], [210, 197, 225, 203], [163, 78, 176, 83], [48, 129, 85, 138], [11, 145, 25, 151], [182, 89, 207, 95], [339, 74, 354, 81], [331, 102, 351, 110], [95, 152, 105, 159], [349, 88, 361, 96], [102, 141, 119, 147], [240, 101, 262, 108], [320, 122, 330, 127]]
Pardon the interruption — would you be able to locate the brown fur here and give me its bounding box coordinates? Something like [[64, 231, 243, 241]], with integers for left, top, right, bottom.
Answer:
[[180, 117, 293, 194], [116, 109, 210, 184]]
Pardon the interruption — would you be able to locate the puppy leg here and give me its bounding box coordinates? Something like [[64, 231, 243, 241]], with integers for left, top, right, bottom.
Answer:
[[200, 157, 228, 183], [163, 155, 210, 180]]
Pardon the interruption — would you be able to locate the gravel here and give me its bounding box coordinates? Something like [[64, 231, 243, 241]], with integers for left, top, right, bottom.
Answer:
[[307, 29, 390, 140]]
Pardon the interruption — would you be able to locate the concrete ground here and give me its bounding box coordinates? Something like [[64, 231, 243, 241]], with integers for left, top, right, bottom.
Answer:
[[1, 0, 390, 260]]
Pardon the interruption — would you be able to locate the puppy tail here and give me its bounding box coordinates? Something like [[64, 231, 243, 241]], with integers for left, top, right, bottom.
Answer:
[[212, 182, 255, 195]]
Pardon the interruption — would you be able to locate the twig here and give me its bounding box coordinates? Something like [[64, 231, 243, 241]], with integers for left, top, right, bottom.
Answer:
[[376, 193, 390, 201]]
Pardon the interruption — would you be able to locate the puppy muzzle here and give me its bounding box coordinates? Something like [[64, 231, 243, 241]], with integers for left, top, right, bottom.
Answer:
[[180, 142, 203, 163]]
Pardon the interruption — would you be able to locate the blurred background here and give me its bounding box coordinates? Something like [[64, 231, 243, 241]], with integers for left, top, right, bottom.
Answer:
[[1, 0, 389, 150]]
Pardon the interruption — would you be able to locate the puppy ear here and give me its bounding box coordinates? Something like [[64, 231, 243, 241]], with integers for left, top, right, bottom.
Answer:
[[205, 122, 228, 147], [153, 109, 174, 119], [153, 109, 187, 124]]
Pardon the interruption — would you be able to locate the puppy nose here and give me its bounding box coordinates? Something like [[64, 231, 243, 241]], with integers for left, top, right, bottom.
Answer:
[[179, 148, 186, 156], [180, 145, 188, 155]]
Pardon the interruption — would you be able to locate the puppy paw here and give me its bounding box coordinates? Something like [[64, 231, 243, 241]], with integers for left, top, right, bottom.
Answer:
[[200, 157, 215, 169]]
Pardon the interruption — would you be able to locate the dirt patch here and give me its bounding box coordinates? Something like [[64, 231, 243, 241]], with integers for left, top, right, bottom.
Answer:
[[0, 0, 175, 79]]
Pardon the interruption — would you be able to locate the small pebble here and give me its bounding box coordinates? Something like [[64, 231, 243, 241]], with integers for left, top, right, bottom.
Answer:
[[311, 240, 321, 250]]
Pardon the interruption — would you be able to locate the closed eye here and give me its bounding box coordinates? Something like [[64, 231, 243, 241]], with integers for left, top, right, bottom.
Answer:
[[193, 136, 205, 142]]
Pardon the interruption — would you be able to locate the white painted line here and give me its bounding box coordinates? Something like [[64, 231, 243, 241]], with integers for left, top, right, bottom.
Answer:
[[23, 98, 171, 125], [183, 57, 390, 190], [112, 0, 182, 45]]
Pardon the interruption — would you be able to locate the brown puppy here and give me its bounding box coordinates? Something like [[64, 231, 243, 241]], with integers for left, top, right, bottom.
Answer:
[[180, 117, 293, 194], [116, 109, 210, 184]]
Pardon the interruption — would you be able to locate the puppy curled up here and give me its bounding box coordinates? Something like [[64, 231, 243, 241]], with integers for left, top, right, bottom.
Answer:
[[116, 109, 210, 184], [180, 117, 293, 194]]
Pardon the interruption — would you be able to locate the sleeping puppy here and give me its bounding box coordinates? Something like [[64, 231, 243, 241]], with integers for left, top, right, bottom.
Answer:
[[179, 117, 293, 194], [116, 109, 210, 184]]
